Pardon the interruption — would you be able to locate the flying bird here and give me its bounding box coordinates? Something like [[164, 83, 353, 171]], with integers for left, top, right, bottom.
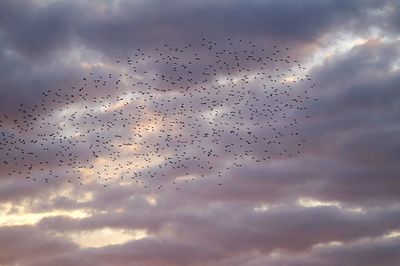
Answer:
[[0, 38, 317, 191]]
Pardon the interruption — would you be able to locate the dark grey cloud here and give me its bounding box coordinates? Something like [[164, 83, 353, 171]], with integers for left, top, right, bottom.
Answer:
[[1, 0, 400, 265], [0, 0, 77, 58], [0, 226, 77, 266]]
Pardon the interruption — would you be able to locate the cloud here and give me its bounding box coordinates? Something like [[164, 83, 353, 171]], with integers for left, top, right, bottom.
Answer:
[[1, 0, 400, 265], [0, 225, 77, 266]]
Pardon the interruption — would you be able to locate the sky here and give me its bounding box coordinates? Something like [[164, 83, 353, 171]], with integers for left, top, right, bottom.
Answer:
[[0, 0, 400, 265]]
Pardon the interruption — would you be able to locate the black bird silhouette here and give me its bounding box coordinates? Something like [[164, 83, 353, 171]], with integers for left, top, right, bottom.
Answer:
[[1, 38, 317, 191]]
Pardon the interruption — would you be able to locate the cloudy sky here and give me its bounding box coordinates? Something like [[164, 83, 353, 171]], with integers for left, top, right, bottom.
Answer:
[[1, 0, 400, 265]]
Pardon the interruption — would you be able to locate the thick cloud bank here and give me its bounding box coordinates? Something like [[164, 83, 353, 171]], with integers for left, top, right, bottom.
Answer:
[[0, 0, 399, 265]]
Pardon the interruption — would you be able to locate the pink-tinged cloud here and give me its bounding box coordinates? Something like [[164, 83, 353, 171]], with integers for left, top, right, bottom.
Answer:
[[1, 0, 400, 266]]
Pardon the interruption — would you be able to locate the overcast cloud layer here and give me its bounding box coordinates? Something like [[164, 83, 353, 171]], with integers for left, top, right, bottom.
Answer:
[[1, 0, 400, 266]]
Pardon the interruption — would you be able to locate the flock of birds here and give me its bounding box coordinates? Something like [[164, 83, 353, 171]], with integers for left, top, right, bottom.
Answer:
[[0, 38, 317, 190]]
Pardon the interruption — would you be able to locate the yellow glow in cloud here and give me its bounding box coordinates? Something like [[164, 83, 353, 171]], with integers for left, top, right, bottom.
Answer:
[[0, 208, 90, 226], [68, 228, 148, 248], [145, 195, 157, 206], [174, 175, 197, 185], [313, 241, 344, 250], [384, 230, 400, 239], [82, 60, 104, 68], [0, 186, 94, 227], [253, 204, 270, 212], [297, 197, 340, 208], [297, 197, 365, 213]]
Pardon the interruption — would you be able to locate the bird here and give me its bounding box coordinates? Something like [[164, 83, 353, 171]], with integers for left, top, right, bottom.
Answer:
[[0, 38, 317, 191]]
